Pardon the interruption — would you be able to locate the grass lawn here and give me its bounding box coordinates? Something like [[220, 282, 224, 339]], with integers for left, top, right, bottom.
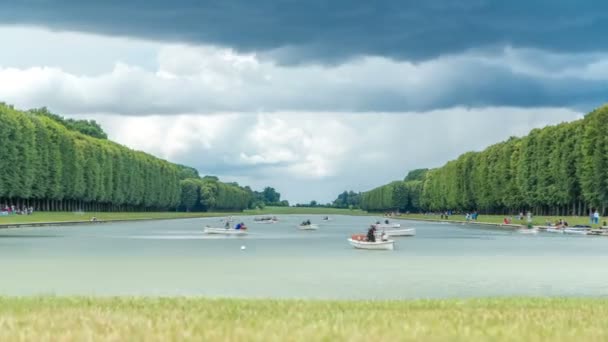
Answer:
[[0, 297, 606, 341]]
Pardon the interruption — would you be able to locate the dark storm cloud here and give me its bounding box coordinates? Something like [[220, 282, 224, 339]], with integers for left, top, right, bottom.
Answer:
[[1, 0, 607, 63]]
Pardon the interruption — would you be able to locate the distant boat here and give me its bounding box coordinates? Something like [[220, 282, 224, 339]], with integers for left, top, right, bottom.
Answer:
[[298, 224, 319, 230]]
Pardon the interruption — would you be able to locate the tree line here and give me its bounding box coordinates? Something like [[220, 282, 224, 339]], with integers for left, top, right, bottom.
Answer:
[[0, 103, 280, 212], [360, 105, 608, 216]]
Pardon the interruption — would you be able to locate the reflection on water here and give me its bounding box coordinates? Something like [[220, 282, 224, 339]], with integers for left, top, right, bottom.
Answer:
[[1, 214, 607, 299]]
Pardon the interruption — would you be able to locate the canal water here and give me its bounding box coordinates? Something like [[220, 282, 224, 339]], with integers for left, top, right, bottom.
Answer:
[[1, 215, 607, 299]]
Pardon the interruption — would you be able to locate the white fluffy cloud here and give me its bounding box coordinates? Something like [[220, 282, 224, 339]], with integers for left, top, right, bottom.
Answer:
[[88, 108, 582, 203]]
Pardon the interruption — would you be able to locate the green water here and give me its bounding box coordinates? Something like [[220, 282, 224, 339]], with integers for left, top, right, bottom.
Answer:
[[1, 215, 607, 299]]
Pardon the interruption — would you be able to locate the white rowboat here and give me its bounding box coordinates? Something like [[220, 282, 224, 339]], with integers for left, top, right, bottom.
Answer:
[[348, 238, 394, 250], [376, 228, 416, 237], [204, 227, 248, 236], [374, 223, 401, 229], [255, 220, 278, 224], [545, 228, 565, 234]]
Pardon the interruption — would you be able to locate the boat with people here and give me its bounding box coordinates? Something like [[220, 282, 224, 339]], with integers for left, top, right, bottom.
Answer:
[[298, 219, 319, 230], [204, 222, 248, 235], [373, 219, 400, 229], [376, 227, 416, 237], [348, 238, 394, 250], [348, 226, 395, 250], [564, 226, 590, 235], [298, 224, 319, 230], [322, 216, 331, 221]]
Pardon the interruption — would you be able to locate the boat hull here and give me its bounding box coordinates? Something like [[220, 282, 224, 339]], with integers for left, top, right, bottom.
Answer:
[[204, 227, 248, 235], [546, 228, 564, 234], [348, 238, 394, 250], [374, 223, 401, 229], [298, 224, 319, 230]]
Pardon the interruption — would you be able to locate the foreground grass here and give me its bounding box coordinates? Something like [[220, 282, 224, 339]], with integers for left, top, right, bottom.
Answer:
[[0, 207, 371, 225], [0, 297, 606, 341], [399, 213, 606, 228]]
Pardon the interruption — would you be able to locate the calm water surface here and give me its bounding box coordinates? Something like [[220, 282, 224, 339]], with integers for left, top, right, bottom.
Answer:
[[1, 215, 607, 299]]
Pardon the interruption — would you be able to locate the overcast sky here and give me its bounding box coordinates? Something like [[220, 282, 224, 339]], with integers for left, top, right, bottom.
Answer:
[[0, 1, 603, 203]]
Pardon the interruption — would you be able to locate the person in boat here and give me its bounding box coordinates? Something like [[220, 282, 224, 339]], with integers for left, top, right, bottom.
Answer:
[[225, 220, 230, 229], [366, 225, 376, 242], [384, 219, 389, 224], [235, 222, 247, 230], [380, 231, 388, 241]]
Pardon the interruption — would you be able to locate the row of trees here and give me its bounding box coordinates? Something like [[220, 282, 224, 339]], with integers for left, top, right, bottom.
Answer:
[[360, 105, 608, 216], [332, 191, 361, 209], [0, 104, 181, 211], [0, 104, 278, 212]]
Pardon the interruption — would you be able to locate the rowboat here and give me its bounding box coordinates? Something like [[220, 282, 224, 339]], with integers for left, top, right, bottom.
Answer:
[[376, 228, 416, 237], [298, 224, 319, 230], [348, 238, 394, 250], [255, 219, 278, 224], [204, 227, 248, 236], [545, 228, 565, 234], [374, 223, 401, 229]]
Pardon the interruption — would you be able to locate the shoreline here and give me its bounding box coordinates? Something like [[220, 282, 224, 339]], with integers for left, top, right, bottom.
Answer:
[[387, 216, 525, 229], [0, 213, 238, 229]]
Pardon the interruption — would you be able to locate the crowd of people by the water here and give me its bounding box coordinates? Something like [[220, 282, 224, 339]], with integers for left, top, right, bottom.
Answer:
[[0, 205, 34, 216]]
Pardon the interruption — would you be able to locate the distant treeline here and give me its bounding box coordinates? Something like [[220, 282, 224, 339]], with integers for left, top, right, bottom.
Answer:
[[0, 103, 281, 212], [360, 105, 608, 216]]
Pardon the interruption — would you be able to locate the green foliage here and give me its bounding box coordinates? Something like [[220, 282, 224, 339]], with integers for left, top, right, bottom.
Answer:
[[361, 105, 608, 215], [404, 168, 429, 182], [0, 103, 274, 212], [175, 165, 200, 180], [28, 107, 108, 139], [332, 190, 361, 208]]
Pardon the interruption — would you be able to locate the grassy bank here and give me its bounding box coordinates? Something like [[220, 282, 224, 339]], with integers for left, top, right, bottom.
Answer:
[[398, 213, 606, 228], [0, 207, 371, 225], [0, 297, 606, 341]]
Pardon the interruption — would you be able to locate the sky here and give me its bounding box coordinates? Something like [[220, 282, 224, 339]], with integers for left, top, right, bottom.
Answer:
[[0, 1, 604, 203]]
